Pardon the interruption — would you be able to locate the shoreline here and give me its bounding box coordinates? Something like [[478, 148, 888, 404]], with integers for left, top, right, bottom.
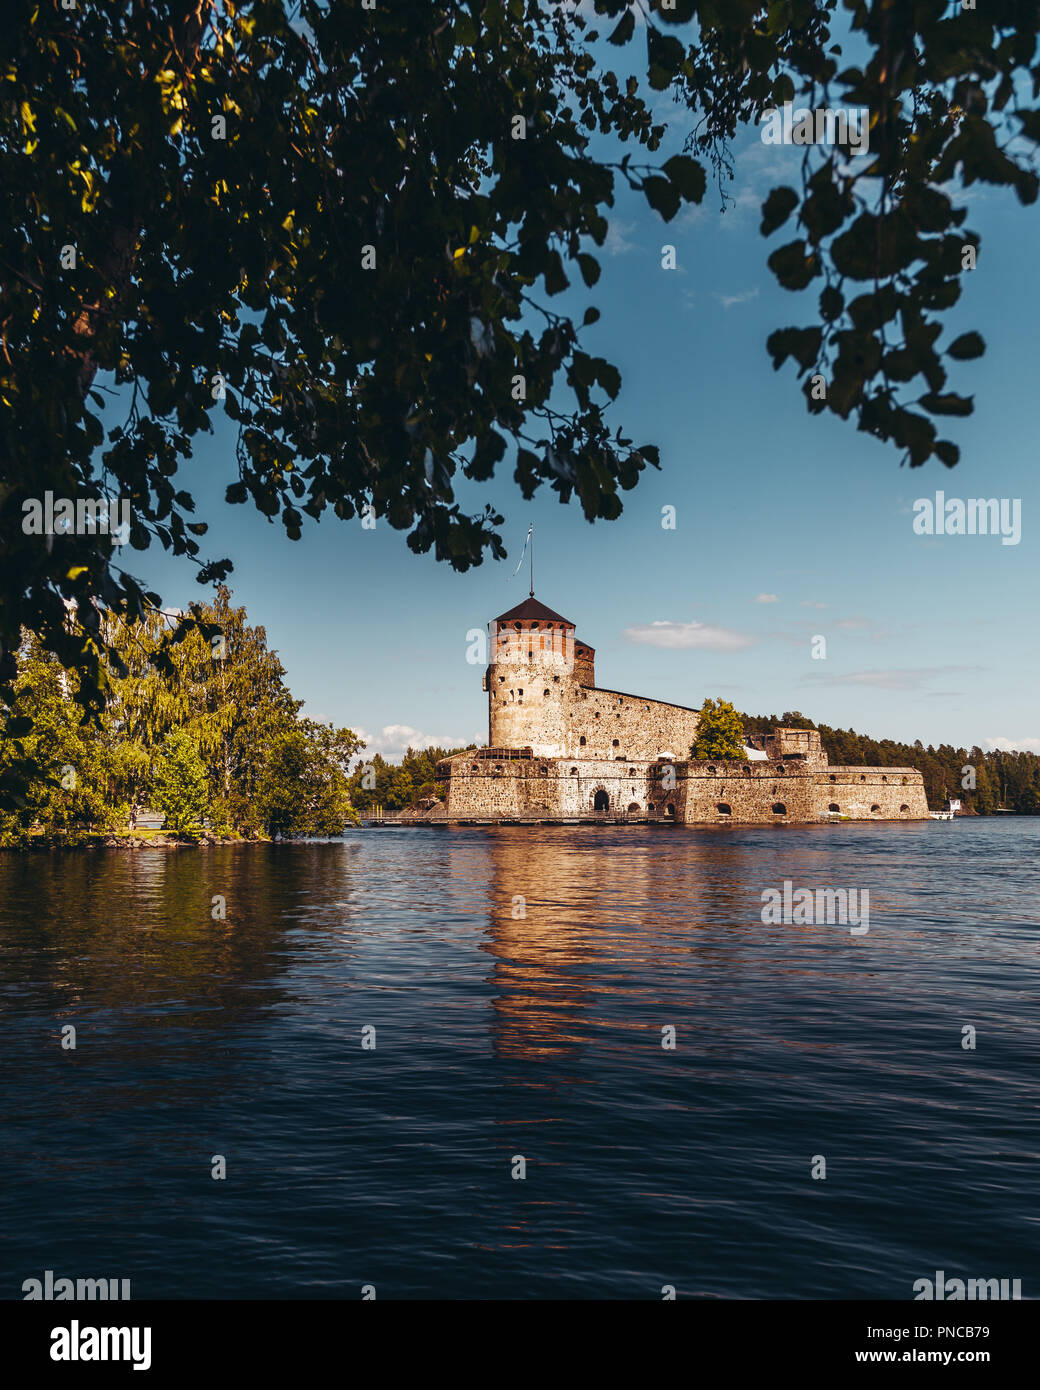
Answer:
[[0, 830, 273, 853]]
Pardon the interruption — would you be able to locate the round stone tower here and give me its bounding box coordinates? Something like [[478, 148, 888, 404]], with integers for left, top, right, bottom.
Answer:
[[486, 597, 594, 757]]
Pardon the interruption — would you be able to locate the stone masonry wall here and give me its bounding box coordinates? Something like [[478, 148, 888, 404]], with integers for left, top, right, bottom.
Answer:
[[437, 755, 930, 822], [815, 768, 929, 819], [442, 756, 659, 820], [488, 657, 702, 761]]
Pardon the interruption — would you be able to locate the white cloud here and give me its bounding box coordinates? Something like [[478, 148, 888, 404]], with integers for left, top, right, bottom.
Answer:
[[604, 218, 637, 256], [624, 620, 755, 652], [355, 724, 475, 760], [800, 665, 978, 691], [984, 736, 1040, 753], [714, 288, 760, 309], [754, 593, 779, 604]]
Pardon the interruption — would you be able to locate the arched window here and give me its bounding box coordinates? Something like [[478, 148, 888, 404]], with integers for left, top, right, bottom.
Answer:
[[612, 739, 620, 747], [772, 803, 786, 815], [665, 803, 676, 818], [579, 736, 586, 747], [900, 803, 910, 812], [860, 775, 866, 782], [902, 776, 909, 785], [717, 803, 732, 815], [570, 767, 578, 776], [870, 803, 881, 813], [628, 768, 636, 777], [471, 765, 478, 772], [593, 790, 610, 812], [828, 803, 840, 812], [627, 802, 640, 814], [543, 689, 550, 698], [777, 764, 786, 774], [881, 776, 888, 783], [707, 765, 716, 775], [829, 774, 837, 783]]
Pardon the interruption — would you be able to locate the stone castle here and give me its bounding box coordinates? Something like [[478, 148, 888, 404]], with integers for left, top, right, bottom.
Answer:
[[433, 597, 929, 823]]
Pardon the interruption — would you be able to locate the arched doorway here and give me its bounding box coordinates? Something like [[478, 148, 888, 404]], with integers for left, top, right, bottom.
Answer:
[[593, 790, 610, 812]]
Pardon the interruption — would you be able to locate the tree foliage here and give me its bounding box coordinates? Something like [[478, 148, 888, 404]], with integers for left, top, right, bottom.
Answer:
[[691, 697, 748, 759], [257, 723, 356, 839], [0, 588, 362, 841], [348, 745, 477, 812], [669, 0, 1040, 466], [151, 726, 208, 837]]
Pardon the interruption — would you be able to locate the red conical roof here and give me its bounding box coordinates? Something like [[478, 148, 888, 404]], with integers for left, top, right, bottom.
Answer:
[[493, 597, 574, 626]]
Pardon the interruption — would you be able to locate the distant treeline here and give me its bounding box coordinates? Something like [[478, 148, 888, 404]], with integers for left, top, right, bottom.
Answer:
[[347, 747, 477, 812], [0, 588, 362, 846], [743, 712, 1038, 814]]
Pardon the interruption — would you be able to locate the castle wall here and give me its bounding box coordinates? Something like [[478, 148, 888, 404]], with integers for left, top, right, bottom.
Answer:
[[441, 755, 658, 820], [814, 768, 929, 819], [488, 663, 701, 761], [675, 763, 819, 822], [436, 756, 930, 822]]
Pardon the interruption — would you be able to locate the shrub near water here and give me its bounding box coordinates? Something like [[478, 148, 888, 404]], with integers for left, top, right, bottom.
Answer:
[[0, 588, 364, 845], [151, 728, 208, 840]]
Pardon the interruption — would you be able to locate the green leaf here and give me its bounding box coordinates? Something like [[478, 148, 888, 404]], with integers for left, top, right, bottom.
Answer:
[[760, 186, 799, 236], [819, 286, 844, 322], [577, 253, 601, 287], [766, 326, 822, 371], [920, 392, 974, 417], [767, 239, 819, 291], [662, 154, 706, 204], [544, 250, 568, 295], [594, 358, 622, 399], [946, 331, 985, 360], [608, 10, 634, 44], [647, 28, 684, 90], [642, 175, 681, 222]]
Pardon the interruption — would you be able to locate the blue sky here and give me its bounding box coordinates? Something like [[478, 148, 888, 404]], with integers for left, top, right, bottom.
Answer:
[[121, 27, 1039, 763]]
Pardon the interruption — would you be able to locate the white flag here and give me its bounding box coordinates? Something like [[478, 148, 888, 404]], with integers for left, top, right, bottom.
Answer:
[[512, 524, 533, 577]]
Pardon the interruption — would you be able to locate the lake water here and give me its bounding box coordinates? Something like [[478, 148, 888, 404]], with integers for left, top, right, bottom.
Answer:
[[1, 820, 1038, 1299]]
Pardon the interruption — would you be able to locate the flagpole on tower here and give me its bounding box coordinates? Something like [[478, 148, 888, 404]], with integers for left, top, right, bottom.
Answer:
[[529, 523, 534, 597]]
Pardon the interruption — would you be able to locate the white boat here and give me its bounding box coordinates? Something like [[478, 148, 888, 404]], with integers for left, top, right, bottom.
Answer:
[[929, 810, 954, 821]]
